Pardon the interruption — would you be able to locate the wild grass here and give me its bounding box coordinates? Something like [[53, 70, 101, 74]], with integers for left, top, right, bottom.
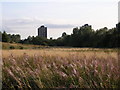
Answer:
[[2, 48, 120, 89], [1, 42, 48, 49]]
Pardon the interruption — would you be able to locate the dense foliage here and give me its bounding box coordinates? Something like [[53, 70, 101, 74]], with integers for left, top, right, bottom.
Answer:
[[1, 24, 119, 48], [1, 31, 20, 43]]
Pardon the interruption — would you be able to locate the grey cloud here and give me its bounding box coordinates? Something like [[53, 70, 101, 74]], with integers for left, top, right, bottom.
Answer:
[[1, 26, 15, 33], [2, 18, 74, 33], [3, 18, 44, 25], [45, 23, 74, 29]]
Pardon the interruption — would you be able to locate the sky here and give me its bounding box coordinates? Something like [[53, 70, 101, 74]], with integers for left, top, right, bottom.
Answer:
[[0, 0, 119, 39], [118, 1, 120, 22]]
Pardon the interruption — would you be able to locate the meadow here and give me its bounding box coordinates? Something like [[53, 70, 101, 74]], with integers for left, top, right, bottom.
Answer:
[[1, 42, 48, 50], [2, 48, 120, 89]]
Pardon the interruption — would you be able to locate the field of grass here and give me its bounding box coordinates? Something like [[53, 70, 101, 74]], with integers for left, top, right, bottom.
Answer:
[[1, 42, 49, 49], [2, 48, 120, 89]]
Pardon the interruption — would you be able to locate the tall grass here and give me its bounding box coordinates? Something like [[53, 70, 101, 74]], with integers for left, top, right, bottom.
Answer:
[[2, 42, 48, 50], [2, 49, 120, 89]]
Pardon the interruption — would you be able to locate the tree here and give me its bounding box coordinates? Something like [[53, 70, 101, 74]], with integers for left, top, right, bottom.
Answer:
[[62, 32, 67, 37], [73, 27, 79, 35], [0, 31, 2, 42], [1, 24, 118, 48], [2, 31, 9, 42]]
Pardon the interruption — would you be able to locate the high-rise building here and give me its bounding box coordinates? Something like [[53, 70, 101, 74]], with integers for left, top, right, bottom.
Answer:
[[38, 25, 47, 38]]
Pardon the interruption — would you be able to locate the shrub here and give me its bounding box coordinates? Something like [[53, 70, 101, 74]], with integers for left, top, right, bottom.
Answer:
[[19, 46, 24, 49], [9, 46, 15, 49]]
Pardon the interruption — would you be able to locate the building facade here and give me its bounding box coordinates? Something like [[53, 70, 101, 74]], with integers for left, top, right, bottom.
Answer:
[[38, 25, 47, 38]]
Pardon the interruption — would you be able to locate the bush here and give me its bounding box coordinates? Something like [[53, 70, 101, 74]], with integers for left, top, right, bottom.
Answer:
[[9, 46, 15, 49], [19, 46, 24, 49]]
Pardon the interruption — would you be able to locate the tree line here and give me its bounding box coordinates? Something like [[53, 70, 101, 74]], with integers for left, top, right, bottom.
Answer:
[[0, 31, 20, 43], [0, 24, 119, 48]]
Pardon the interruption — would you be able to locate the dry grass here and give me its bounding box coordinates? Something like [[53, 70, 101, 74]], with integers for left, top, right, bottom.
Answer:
[[2, 42, 48, 49], [2, 48, 117, 59], [2, 48, 120, 89]]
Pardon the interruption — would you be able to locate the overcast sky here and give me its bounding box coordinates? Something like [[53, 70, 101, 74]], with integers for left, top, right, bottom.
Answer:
[[0, 0, 119, 39]]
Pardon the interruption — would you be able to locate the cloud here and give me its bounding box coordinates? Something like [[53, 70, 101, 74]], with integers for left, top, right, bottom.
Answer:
[[3, 18, 74, 29], [3, 18, 42, 25], [1, 0, 117, 3], [1, 25, 15, 33], [46, 23, 74, 28]]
